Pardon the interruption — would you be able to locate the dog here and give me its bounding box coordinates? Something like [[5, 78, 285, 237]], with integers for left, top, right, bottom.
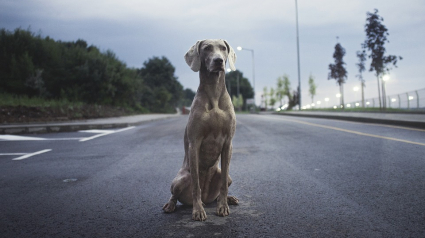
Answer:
[[162, 39, 239, 221]]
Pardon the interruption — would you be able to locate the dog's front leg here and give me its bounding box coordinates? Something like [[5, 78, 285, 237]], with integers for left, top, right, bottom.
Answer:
[[217, 141, 232, 217], [189, 142, 207, 221]]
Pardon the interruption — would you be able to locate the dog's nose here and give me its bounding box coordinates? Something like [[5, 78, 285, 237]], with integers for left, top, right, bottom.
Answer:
[[213, 58, 223, 64]]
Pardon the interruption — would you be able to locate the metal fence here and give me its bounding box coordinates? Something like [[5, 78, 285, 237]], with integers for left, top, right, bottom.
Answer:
[[346, 88, 425, 110]]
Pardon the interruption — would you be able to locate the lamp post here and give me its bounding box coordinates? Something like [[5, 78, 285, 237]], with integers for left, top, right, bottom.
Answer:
[[236, 46, 255, 107], [295, 0, 301, 110]]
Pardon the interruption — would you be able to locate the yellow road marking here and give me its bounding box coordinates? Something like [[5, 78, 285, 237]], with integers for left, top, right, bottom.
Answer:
[[276, 117, 425, 147], [342, 120, 425, 132]]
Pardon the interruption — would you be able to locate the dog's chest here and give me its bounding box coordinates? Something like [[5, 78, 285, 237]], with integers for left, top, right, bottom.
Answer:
[[200, 108, 235, 136], [198, 109, 234, 167]]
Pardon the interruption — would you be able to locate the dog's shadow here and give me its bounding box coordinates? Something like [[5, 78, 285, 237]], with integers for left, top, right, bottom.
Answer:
[[173, 200, 220, 214], [164, 199, 245, 222]]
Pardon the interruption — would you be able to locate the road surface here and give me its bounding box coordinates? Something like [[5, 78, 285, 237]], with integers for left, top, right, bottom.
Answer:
[[1, 114, 424, 237]]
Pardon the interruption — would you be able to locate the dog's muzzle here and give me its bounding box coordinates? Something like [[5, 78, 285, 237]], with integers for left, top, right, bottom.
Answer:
[[210, 57, 225, 72]]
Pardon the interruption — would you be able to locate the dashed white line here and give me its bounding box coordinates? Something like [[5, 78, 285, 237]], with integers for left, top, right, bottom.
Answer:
[[0, 153, 26, 156], [0, 126, 136, 142], [11, 149, 52, 161], [0, 135, 47, 141], [79, 126, 135, 142]]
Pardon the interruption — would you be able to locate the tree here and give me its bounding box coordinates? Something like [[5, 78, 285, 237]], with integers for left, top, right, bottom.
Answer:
[[308, 74, 316, 105], [138, 56, 183, 112], [262, 86, 268, 109], [289, 89, 299, 110], [356, 50, 367, 107], [328, 42, 347, 108], [232, 95, 243, 111], [269, 87, 276, 109], [225, 70, 254, 110], [181, 88, 196, 107], [276, 77, 284, 107], [362, 9, 402, 109], [276, 74, 298, 110], [282, 75, 291, 98]]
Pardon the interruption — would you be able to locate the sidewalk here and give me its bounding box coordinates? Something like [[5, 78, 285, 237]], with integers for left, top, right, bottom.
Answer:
[[275, 111, 425, 129], [0, 113, 182, 135]]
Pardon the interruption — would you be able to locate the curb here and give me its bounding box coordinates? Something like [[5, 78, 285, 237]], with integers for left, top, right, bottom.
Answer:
[[274, 112, 425, 129], [0, 115, 180, 135]]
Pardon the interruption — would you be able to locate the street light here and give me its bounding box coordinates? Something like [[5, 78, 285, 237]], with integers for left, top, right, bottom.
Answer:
[[237, 46, 255, 107], [295, 0, 301, 110], [383, 75, 390, 82]]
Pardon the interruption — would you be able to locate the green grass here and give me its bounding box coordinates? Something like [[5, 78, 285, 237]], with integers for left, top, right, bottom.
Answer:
[[0, 93, 83, 108], [0, 93, 149, 121]]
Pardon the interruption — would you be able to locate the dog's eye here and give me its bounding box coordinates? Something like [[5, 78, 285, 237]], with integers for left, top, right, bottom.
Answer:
[[204, 45, 212, 51], [221, 46, 227, 51]]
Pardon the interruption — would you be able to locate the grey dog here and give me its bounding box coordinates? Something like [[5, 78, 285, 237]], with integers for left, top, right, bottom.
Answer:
[[163, 39, 239, 221]]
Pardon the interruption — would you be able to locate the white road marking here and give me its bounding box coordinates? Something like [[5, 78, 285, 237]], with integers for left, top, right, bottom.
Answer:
[[0, 126, 135, 142], [11, 149, 52, 161], [0, 153, 27, 156], [0, 135, 83, 141], [79, 129, 115, 134], [79, 126, 135, 142], [0, 135, 46, 141]]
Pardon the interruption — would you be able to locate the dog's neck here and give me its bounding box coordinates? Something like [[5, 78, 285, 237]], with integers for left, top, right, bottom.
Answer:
[[198, 67, 227, 109]]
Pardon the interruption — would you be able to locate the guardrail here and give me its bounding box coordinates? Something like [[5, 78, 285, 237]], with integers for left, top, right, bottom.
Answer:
[[345, 88, 425, 110]]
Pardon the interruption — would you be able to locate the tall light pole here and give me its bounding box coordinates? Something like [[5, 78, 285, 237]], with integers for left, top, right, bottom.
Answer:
[[295, 0, 301, 110], [237, 46, 255, 107]]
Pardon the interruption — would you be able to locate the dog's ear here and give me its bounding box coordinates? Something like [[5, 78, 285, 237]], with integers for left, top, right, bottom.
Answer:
[[184, 40, 204, 72], [224, 40, 236, 71]]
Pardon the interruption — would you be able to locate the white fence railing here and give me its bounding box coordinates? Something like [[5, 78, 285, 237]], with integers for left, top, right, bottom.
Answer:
[[345, 88, 425, 110]]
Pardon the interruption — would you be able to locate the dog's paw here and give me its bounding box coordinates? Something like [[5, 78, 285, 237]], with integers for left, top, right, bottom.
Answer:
[[192, 208, 207, 221], [162, 201, 176, 213], [227, 196, 239, 205], [216, 203, 230, 217]]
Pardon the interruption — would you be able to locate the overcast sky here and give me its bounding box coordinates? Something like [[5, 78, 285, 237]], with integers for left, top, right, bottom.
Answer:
[[1, 0, 424, 107]]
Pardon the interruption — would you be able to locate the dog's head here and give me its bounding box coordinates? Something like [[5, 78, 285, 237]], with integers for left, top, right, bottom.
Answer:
[[184, 39, 236, 73]]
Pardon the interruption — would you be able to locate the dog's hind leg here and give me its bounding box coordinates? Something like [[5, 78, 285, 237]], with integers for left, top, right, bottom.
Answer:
[[226, 175, 239, 205], [163, 168, 192, 213], [163, 195, 178, 213]]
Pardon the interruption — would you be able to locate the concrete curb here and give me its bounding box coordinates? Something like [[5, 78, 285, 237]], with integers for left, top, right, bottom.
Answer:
[[274, 112, 425, 129], [0, 114, 181, 135]]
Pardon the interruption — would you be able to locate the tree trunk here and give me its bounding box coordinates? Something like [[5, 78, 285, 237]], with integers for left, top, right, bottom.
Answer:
[[340, 83, 344, 109], [376, 75, 382, 109], [381, 78, 386, 110], [361, 82, 365, 107]]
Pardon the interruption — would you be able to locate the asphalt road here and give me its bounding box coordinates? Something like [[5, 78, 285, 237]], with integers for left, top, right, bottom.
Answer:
[[1, 114, 424, 237]]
